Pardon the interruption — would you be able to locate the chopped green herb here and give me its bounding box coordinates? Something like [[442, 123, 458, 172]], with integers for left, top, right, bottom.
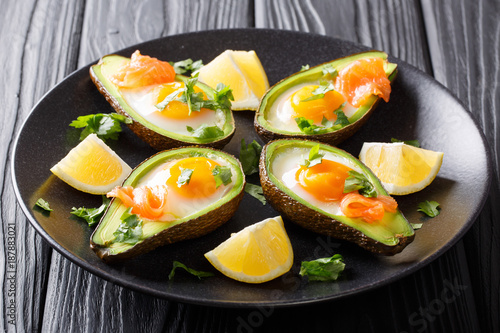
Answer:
[[35, 198, 53, 212], [212, 165, 233, 188], [411, 223, 423, 230], [301, 81, 335, 102], [186, 124, 225, 140], [168, 261, 214, 280], [177, 168, 194, 187], [155, 88, 184, 110], [71, 196, 110, 227], [170, 58, 203, 75], [244, 183, 266, 205], [300, 254, 345, 282], [300, 64, 310, 71], [112, 208, 143, 244], [70, 112, 132, 141], [343, 170, 377, 198], [239, 138, 262, 176], [295, 117, 325, 134], [212, 83, 234, 112], [333, 104, 349, 126], [418, 200, 440, 217], [302, 144, 324, 168], [391, 138, 420, 148], [322, 64, 338, 78]]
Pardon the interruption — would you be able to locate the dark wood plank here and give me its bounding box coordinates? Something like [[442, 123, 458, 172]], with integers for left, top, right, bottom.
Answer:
[[421, 1, 500, 332]]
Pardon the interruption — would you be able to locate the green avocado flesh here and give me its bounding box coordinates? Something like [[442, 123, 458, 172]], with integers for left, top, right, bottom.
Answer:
[[90, 54, 235, 145], [90, 147, 245, 261], [255, 51, 397, 136], [261, 140, 414, 254]]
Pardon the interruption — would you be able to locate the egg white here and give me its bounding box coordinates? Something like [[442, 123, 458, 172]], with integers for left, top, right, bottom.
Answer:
[[120, 84, 225, 136], [270, 147, 362, 216], [135, 156, 235, 220], [266, 82, 357, 132]]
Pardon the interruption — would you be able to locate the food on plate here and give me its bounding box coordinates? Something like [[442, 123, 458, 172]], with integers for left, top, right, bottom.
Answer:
[[359, 142, 444, 195], [197, 50, 269, 110], [90, 50, 235, 150], [90, 146, 245, 262], [259, 139, 414, 255], [204, 216, 293, 283], [50, 134, 132, 195], [254, 51, 397, 145]]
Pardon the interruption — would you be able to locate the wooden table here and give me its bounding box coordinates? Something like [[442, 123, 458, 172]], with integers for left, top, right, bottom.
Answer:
[[2, 1, 498, 332]]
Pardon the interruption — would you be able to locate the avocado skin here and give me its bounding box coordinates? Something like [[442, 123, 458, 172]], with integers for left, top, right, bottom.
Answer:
[[90, 147, 245, 262], [89, 59, 235, 151], [254, 51, 397, 146], [259, 140, 414, 255]]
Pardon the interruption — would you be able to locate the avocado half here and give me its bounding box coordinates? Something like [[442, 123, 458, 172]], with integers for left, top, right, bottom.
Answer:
[[90, 146, 245, 262], [254, 51, 398, 145], [259, 139, 414, 255], [90, 54, 235, 150]]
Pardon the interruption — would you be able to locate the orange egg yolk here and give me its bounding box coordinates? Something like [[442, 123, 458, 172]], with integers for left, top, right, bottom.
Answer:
[[166, 157, 220, 198], [295, 159, 352, 202], [153, 82, 211, 120], [291, 85, 345, 123]]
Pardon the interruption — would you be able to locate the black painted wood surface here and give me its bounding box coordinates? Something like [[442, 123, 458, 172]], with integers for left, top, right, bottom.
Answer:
[[1, 0, 498, 332]]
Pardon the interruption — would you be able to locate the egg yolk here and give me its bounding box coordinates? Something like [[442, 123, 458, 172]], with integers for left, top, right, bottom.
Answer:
[[153, 82, 211, 119], [295, 159, 352, 202], [291, 85, 345, 123], [166, 157, 220, 198]]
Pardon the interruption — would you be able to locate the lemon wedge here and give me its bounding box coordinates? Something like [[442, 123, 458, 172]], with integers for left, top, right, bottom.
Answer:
[[359, 142, 444, 195], [50, 134, 132, 195], [204, 216, 293, 284], [197, 50, 269, 111]]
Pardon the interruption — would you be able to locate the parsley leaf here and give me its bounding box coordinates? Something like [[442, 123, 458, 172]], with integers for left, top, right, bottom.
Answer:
[[391, 138, 420, 148], [300, 64, 310, 71], [333, 104, 349, 126], [212, 165, 233, 188], [302, 144, 324, 168], [35, 198, 53, 212], [186, 124, 224, 140], [71, 196, 110, 227], [155, 87, 184, 110], [418, 200, 441, 217], [244, 183, 266, 205], [177, 168, 194, 187], [411, 223, 423, 230], [170, 58, 203, 75], [322, 64, 338, 78], [343, 170, 377, 198], [168, 261, 214, 280], [70, 113, 132, 141], [239, 139, 262, 176], [295, 117, 325, 134], [301, 81, 335, 102], [212, 83, 234, 112], [112, 208, 143, 244], [300, 254, 345, 282]]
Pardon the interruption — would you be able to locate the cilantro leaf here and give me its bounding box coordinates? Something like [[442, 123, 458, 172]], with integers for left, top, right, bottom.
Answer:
[[391, 138, 421, 148], [186, 124, 224, 140], [35, 198, 53, 212], [212, 165, 233, 188], [155, 87, 184, 110], [177, 168, 194, 187], [244, 183, 266, 205], [418, 200, 441, 217], [411, 223, 423, 230], [212, 83, 234, 112], [322, 64, 338, 78], [343, 170, 377, 198], [300, 254, 345, 282], [295, 117, 324, 134], [301, 81, 335, 102], [239, 139, 262, 176], [333, 104, 349, 126], [300, 64, 310, 71], [112, 208, 143, 244], [170, 58, 203, 75], [168, 261, 214, 280], [70, 113, 132, 141], [302, 144, 324, 168], [71, 196, 110, 227]]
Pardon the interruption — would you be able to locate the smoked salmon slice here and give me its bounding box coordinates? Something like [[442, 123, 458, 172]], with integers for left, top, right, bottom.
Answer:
[[107, 185, 173, 221], [110, 50, 176, 88], [334, 57, 391, 108], [340, 192, 398, 223]]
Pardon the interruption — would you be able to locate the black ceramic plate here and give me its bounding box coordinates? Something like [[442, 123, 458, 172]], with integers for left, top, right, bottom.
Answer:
[[12, 29, 491, 307]]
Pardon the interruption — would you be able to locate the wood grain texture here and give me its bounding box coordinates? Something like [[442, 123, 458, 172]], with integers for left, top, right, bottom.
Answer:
[[421, 1, 500, 332]]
